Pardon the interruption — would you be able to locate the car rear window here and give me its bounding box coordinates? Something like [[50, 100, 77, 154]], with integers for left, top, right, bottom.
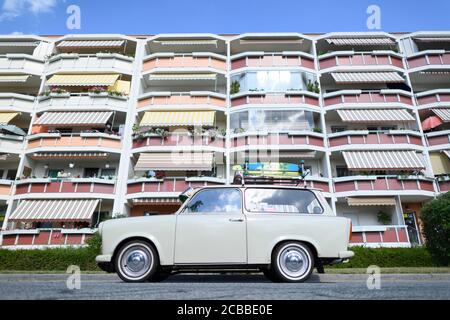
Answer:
[[244, 188, 323, 214]]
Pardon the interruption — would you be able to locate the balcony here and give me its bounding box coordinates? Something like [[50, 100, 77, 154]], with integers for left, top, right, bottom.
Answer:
[[333, 176, 435, 196], [426, 130, 450, 150], [26, 133, 122, 152], [406, 50, 450, 70], [132, 133, 226, 150], [138, 92, 226, 111], [0, 54, 44, 75], [230, 91, 320, 108], [239, 176, 330, 194], [0, 93, 35, 113], [415, 89, 450, 109], [37, 92, 129, 112], [350, 225, 410, 247], [0, 180, 13, 199], [231, 52, 315, 71], [127, 177, 226, 195], [231, 131, 325, 150], [319, 51, 405, 71], [46, 53, 134, 74], [0, 134, 25, 153], [437, 178, 450, 193], [0, 228, 95, 247], [323, 89, 413, 109], [143, 53, 226, 72], [14, 178, 116, 198], [328, 130, 423, 151]]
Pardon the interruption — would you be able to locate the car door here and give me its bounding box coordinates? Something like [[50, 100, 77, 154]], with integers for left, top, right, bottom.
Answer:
[[174, 188, 247, 264]]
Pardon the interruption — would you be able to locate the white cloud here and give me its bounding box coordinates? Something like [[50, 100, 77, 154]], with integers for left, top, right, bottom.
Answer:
[[0, 0, 58, 21]]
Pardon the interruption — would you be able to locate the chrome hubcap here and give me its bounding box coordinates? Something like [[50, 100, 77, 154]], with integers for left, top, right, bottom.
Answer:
[[279, 246, 309, 279], [120, 246, 152, 279]]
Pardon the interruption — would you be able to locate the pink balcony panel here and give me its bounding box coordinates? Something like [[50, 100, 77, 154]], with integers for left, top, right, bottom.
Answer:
[[397, 229, 408, 242], [365, 232, 382, 243], [17, 234, 33, 245], [438, 180, 450, 192], [334, 181, 355, 192], [232, 55, 315, 70], [65, 234, 83, 245], [324, 92, 412, 107], [427, 135, 450, 146], [382, 228, 398, 242], [349, 232, 364, 244], [50, 231, 64, 245], [34, 231, 51, 245], [127, 183, 143, 194], [320, 54, 404, 70], [1, 235, 16, 246], [0, 184, 12, 196]]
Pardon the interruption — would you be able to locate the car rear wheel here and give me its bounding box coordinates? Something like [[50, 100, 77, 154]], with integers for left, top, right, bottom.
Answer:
[[115, 240, 159, 283], [272, 242, 314, 283]]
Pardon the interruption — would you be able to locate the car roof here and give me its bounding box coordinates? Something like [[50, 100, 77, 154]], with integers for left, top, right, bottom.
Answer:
[[195, 185, 323, 192]]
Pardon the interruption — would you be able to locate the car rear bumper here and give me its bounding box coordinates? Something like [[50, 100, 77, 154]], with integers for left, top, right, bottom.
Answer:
[[338, 250, 355, 259]]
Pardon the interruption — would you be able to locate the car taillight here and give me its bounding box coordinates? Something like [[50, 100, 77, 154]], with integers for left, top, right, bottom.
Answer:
[[349, 221, 353, 241]]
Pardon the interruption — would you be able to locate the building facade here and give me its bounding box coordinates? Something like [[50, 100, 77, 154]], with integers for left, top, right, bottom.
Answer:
[[0, 32, 448, 248]]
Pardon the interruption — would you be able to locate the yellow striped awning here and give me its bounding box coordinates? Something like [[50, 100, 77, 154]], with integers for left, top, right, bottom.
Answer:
[[46, 74, 120, 86], [57, 40, 125, 48], [347, 197, 396, 206], [155, 40, 218, 46], [140, 111, 216, 127], [430, 152, 450, 175], [0, 112, 19, 124], [135, 152, 214, 171], [9, 199, 99, 222], [0, 75, 30, 83], [148, 73, 217, 81]]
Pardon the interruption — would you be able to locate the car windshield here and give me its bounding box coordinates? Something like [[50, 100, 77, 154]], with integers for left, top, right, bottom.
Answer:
[[183, 188, 242, 214], [245, 188, 323, 214]]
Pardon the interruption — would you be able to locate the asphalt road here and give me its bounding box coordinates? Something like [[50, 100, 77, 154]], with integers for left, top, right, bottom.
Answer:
[[0, 273, 449, 300]]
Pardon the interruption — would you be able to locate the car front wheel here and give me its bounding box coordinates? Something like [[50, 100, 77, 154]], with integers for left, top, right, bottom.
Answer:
[[115, 240, 159, 283], [272, 242, 314, 283]]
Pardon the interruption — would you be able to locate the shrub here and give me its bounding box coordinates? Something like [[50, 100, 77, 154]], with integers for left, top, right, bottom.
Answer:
[[420, 192, 450, 266]]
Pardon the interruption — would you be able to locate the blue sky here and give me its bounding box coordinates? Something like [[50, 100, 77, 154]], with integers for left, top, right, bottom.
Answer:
[[0, 0, 449, 35]]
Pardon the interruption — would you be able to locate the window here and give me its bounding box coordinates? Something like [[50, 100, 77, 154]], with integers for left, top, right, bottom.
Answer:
[[336, 166, 349, 178], [6, 170, 17, 180], [183, 188, 242, 214], [331, 126, 347, 133], [100, 168, 116, 178], [245, 188, 323, 214], [0, 170, 4, 179], [84, 168, 100, 178], [55, 128, 73, 134], [47, 169, 62, 178]]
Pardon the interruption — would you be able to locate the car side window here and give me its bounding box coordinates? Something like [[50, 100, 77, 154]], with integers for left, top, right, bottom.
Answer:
[[183, 188, 242, 214], [245, 188, 323, 214]]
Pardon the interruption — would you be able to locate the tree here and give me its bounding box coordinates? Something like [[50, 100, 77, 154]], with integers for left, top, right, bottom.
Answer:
[[420, 192, 450, 266]]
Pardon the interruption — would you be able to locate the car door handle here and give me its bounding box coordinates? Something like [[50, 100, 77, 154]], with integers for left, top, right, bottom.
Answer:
[[229, 218, 244, 222]]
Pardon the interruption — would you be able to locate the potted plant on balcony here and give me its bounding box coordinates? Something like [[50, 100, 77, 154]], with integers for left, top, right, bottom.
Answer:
[[88, 86, 108, 96], [233, 128, 246, 134], [313, 127, 323, 133], [155, 171, 166, 180], [306, 80, 320, 94], [154, 128, 169, 139], [377, 210, 392, 225], [47, 87, 69, 97], [230, 80, 240, 95]]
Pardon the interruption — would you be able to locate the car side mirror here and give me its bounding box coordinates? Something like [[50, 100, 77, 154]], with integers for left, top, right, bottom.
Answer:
[[179, 187, 194, 203]]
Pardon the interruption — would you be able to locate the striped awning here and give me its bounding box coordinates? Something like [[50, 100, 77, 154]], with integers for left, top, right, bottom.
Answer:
[[414, 37, 450, 43], [343, 151, 425, 171], [9, 199, 99, 222], [57, 40, 125, 48], [326, 38, 396, 46], [0, 41, 39, 47], [431, 109, 450, 122], [0, 75, 30, 83], [35, 111, 113, 126], [140, 111, 216, 127], [155, 40, 218, 46], [135, 152, 214, 171], [347, 197, 396, 206], [132, 198, 181, 205], [148, 73, 217, 81], [46, 74, 120, 86], [331, 72, 405, 84], [0, 112, 19, 125], [31, 152, 108, 159], [337, 109, 415, 123]]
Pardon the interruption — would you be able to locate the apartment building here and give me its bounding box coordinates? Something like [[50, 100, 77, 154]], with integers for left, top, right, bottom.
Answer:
[[0, 32, 448, 248]]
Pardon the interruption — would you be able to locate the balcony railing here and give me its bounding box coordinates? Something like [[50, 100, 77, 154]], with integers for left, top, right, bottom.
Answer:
[[37, 92, 129, 111], [138, 91, 226, 109], [328, 130, 423, 149], [14, 178, 116, 196], [46, 53, 134, 74], [240, 177, 330, 193], [323, 89, 413, 107], [0, 228, 96, 247], [0, 134, 25, 153], [437, 178, 450, 193], [0, 54, 44, 74], [132, 133, 226, 149], [231, 52, 315, 70], [415, 89, 450, 108], [231, 131, 325, 148], [426, 130, 450, 148], [27, 133, 122, 151], [0, 180, 13, 198], [127, 177, 226, 194], [333, 176, 435, 194], [319, 51, 405, 70], [349, 225, 410, 246], [0, 93, 35, 112], [406, 50, 450, 69], [142, 53, 226, 72], [230, 91, 320, 107]]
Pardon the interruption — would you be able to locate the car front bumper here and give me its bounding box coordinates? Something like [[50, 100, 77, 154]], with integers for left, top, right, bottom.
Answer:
[[95, 254, 112, 263], [338, 250, 355, 259]]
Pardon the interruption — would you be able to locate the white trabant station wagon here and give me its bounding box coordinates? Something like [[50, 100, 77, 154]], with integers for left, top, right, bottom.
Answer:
[[96, 186, 354, 283]]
